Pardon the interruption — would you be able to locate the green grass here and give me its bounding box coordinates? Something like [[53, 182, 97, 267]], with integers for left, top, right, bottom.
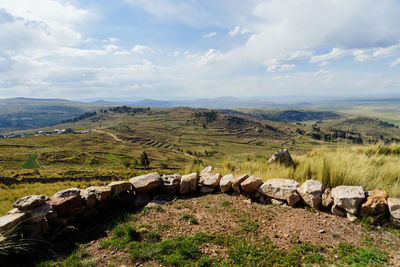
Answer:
[[22, 154, 40, 169], [180, 213, 199, 225]]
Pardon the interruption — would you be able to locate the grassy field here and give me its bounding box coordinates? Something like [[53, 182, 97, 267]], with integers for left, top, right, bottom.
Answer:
[[1, 107, 400, 215]]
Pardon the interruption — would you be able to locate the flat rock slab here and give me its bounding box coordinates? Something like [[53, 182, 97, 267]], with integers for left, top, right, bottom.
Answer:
[[0, 213, 26, 232], [107, 181, 132, 194], [130, 173, 162, 194], [179, 173, 198, 194], [86, 186, 113, 201], [297, 180, 325, 208], [48, 195, 84, 217], [388, 198, 400, 220], [240, 176, 263, 194], [199, 173, 222, 188], [331, 186, 365, 214], [161, 174, 181, 194], [220, 174, 234, 193], [53, 188, 81, 198], [231, 174, 249, 193], [13, 195, 49, 210], [258, 179, 300, 200]]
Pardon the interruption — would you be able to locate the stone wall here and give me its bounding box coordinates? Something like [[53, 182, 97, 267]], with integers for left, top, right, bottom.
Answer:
[[1, 161, 400, 244]]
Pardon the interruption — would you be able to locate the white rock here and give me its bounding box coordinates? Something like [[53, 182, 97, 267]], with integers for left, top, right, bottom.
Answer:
[[13, 195, 49, 210], [347, 212, 357, 222], [240, 176, 263, 194], [388, 198, 400, 220], [161, 174, 181, 194], [231, 174, 249, 193], [220, 174, 234, 193], [258, 179, 300, 201], [331, 186, 365, 214], [0, 213, 26, 232], [107, 181, 132, 193], [179, 173, 198, 194], [322, 188, 333, 207], [53, 188, 81, 198], [130, 173, 162, 194], [200, 166, 214, 175], [199, 173, 222, 188], [297, 180, 325, 208]]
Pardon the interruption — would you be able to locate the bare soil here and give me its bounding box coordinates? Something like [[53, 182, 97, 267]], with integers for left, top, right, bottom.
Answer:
[[64, 193, 400, 266]]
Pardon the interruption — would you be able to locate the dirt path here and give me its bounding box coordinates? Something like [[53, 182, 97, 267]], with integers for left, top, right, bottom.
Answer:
[[92, 129, 125, 143]]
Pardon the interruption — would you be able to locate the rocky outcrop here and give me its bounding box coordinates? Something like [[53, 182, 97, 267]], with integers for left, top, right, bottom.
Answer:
[[161, 174, 181, 194], [13, 195, 49, 210], [331, 186, 365, 214], [220, 174, 234, 193], [267, 149, 295, 167], [130, 173, 162, 194], [258, 179, 300, 206], [240, 176, 263, 194], [179, 173, 198, 194], [199, 173, 222, 188], [360, 188, 388, 216], [297, 180, 325, 208], [80, 189, 97, 209], [231, 174, 249, 193]]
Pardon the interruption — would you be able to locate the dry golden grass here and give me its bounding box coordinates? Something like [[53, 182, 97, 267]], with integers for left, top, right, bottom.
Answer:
[[0, 180, 108, 215], [216, 144, 400, 198]]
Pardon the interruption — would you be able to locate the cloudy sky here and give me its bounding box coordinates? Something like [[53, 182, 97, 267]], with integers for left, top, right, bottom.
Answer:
[[1, 0, 400, 101]]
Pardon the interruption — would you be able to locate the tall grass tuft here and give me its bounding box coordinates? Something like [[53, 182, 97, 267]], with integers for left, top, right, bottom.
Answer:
[[227, 145, 400, 197]]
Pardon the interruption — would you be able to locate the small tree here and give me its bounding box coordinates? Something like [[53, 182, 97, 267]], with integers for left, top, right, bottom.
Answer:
[[140, 151, 150, 169]]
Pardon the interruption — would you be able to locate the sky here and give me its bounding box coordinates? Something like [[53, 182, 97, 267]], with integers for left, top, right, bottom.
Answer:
[[0, 0, 400, 101]]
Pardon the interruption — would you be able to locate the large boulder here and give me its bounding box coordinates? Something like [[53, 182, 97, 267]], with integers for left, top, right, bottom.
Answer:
[[52, 188, 81, 198], [297, 180, 325, 208], [130, 173, 162, 194], [107, 181, 132, 194], [0, 213, 26, 232], [240, 176, 263, 194], [86, 186, 113, 202], [179, 173, 198, 195], [13, 195, 49, 210], [231, 174, 249, 193], [47, 195, 85, 217], [360, 188, 388, 216], [388, 198, 400, 226], [199, 173, 222, 188], [220, 174, 234, 193], [267, 149, 295, 167], [258, 178, 300, 201], [331, 186, 365, 214], [161, 174, 181, 194], [322, 188, 334, 207]]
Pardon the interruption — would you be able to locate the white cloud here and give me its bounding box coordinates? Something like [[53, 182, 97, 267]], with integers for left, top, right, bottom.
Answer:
[[198, 49, 224, 65], [131, 45, 154, 54], [204, 32, 216, 38], [229, 26, 250, 36]]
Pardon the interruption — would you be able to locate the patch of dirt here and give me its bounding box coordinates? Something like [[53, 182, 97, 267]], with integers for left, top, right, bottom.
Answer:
[[75, 193, 400, 266]]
